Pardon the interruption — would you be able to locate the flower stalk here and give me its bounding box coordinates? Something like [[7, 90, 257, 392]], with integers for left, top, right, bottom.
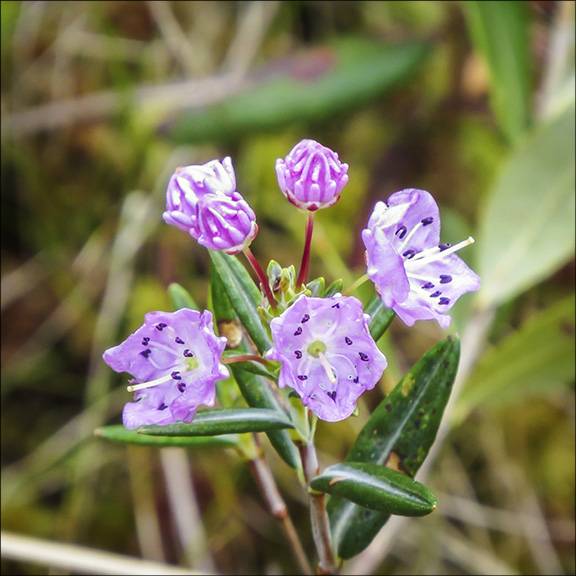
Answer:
[[297, 212, 315, 288], [243, 246, 278, 310]]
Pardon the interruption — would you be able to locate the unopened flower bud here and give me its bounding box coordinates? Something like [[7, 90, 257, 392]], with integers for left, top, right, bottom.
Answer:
[[275, 139, 349, 211]]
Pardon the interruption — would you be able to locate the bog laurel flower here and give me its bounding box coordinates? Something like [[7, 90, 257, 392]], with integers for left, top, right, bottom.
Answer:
[[265, 295, 387, 422], [163, 157, 258, 254], [362, 188, 481, 328], [275, 139, 349, 211], [103, 309, 229, 429]]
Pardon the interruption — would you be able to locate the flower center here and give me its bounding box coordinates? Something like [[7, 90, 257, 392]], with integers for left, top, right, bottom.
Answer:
[[307, 340, 326, 357], [306, 340, 336, 384]]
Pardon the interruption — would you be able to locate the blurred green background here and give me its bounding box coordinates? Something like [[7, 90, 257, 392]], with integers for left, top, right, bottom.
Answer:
[[1, 1, 574, 575]]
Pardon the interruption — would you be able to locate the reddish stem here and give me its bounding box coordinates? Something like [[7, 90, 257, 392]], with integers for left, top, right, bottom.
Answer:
[[297, 212, 315, 288], [222, 354, 269, 366], [243, 246, 277, 310]]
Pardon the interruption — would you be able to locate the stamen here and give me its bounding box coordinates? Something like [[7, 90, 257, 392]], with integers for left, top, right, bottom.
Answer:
[[398, 220, 424, 252], [317, 351, 337, 384], [405, 237, 475, 269]]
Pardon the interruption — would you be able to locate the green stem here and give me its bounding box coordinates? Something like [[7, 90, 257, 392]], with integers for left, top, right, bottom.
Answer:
[[343, 273, 370, 296]]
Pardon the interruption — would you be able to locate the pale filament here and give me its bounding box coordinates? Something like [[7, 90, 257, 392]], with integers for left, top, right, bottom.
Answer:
[[127, 367, 185, 393], [397, 220, 424, 253], [317, 351, 337, 384], [406, 237, 475, 269]]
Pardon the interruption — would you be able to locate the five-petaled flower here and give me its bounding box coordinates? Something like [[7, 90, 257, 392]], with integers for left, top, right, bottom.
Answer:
[[265, 295, 387, 422], [275, 139, 349, 211], [103, 309, 229, 429], [163, 157, 258, 254], [362, 188, 481, 328]]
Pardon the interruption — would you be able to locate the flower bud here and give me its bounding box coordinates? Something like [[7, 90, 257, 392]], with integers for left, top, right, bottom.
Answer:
[[275, 139, 349, 211], [163, 157, 236, 233], [196, 193, 258, 255]]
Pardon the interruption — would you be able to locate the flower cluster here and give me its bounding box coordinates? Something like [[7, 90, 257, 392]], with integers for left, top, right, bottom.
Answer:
[[104, 139, 480, 429]]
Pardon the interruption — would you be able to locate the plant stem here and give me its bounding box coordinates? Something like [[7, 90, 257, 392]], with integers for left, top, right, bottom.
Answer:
[[297, 212, 315, 288], [242, 246, 277, 310], [222, 353, 269, 366], [248, 437, 313, 575], [297, 441, 339, 575], [342, 273, 370, 296]]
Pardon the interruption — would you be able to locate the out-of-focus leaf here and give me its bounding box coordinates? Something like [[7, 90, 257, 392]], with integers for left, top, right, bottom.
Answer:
[[94, 425, 239, 448], [324, 278, 344, 298], [328, 336, 460, 559], [211, 263, 301, 469], [365, 293, 396, 341], [461, 1, 531, 143], [138, 408, 294, 436], [164, 36, 431, 144], [455, 294, 575, 424], [168, 282, 199, 311], [311, 462, 437, 517], [476, 101, 575, 307], [209, 250, 272, 355]]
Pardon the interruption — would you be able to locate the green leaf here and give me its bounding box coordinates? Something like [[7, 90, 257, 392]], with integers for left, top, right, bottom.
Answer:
[[168, 282, 199, 311], [311, 462, 437, 517], [455, 294, 575, 424], [166, 36, 431, 144], [94, 425, 239, 448], [138, 408, 294, 436], [324, 278, 344, 298], [461, 1, 531, 143], [209, 250, 272, 355], [476, 101, 575, 307], [328, 336, 460, 559], [365, 293, 396, 341], [211, 263, 301, 469]]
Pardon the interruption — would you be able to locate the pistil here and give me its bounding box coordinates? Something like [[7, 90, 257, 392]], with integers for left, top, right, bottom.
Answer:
[[406, 236, 475, 269], [316, 351, 337, 384]]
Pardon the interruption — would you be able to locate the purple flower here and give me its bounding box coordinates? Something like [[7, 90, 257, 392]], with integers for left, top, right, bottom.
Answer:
[[163, 157, 236, 233], [275, 139, 349, 211], [196, 193, 258, 255], [163, 157, 258, 253], [103, 309, 229, 429], [265, 295, 387, 422], [362, 188, 481, 329]]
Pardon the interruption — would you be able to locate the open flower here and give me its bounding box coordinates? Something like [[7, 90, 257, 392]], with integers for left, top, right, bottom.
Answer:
[[163, 157, 258, 252], [362, 188, 481, 328], [103, 309, 229, 429], [265, 295, 387, 422], [275, 139, 349, 211]]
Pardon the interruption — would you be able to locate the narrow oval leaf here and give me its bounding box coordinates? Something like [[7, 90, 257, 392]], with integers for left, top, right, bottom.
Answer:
[[168, 282, 199, 311], [365, 293, 396, 341], [477, 101, 575, 307], [328, 336, 460, 559], [138, 408, 294, 436], [311, 462, 437, 517], [209, 250, 272, 355], [95, 425, 239, 448], [461, 1, 531, 143], [211, 264, 301, 469], [166, 37, 430, 144]]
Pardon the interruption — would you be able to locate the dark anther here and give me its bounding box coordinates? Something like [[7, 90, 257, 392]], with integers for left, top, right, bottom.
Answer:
[[327, 390, 337, 401], [156, 322, 167, 331], [175, 336, 185, 344], [395, 225, 407, 239], [177, 383, 187, 393], [421, 217, 434, 226], [353, 377, 359, 383], [294, 327, 303, 336], [158, 403, 168, 411], [439, 243, 451, 251], [294, 350, 302, 359], [402, 249, 416, 259], [301, 314, 310, 323], [183, 349, 194, 357], [171, 371, 182, 380], [359, 352, 369, 361], [439, 275, 452, 284], [141, 337, 150, 346], [430, 291, 442, 298], [422, 282, 435, 290], [140, 349, 151, 358], [345, 336, 353, 345], [439, 297, 451, 305], [331, 303, 340, 308], [298, 375, 308, 381]]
